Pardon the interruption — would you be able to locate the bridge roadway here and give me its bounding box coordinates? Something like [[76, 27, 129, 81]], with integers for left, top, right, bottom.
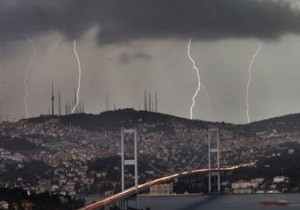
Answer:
[[78, 163, 254, 210]]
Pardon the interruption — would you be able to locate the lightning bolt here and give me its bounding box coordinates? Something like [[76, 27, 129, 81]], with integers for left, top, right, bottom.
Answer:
[[184, 62, 211, 119], [246, 42, 261, 123], [200, 84, 211, 119], [22, 28, 35, 118], [71, 40, 82, 114], [187, 38, 201, 120]]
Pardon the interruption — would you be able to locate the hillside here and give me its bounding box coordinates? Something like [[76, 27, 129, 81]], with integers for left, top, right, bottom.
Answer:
[[236, 113, 300, 137], [1, 109, 300, 194], [22, 109, 300, 137]]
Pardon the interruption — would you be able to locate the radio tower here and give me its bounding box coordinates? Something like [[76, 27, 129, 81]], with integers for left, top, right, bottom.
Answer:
[[58, 89, 61, 116], [144, 90, 147, 111], [155, 91, 158, 112], [148, 92, 151, 111], [51, 81, 54, 116], [106, 92, 109, 111]]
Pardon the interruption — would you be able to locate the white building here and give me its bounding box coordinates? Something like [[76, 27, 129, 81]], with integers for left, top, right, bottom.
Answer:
[[231, 180, 254, 194], [273, 176, 289, 183], [149, 184, 173, 195], [0, 201, 9, 210]]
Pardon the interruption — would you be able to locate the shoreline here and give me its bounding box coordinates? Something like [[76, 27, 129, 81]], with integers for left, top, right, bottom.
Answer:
[[79, 192, 297, 198]]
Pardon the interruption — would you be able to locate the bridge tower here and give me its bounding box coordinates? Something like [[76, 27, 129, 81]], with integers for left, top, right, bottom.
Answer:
[[208, 126, 220, 193], [121, 128, 138, 209]]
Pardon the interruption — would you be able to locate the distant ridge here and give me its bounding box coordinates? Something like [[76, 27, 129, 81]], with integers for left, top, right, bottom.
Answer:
[[236, 112, 300, 137], [18, 109, 300, 137], [20, 108, 211, 132]]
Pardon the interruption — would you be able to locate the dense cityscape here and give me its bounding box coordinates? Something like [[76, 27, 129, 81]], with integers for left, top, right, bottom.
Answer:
[[0, 109, 300, 202]]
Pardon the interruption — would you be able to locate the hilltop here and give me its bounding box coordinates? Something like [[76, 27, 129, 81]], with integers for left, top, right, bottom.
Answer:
[[21, 108, 212, 131], [19, 108, 300, 138]]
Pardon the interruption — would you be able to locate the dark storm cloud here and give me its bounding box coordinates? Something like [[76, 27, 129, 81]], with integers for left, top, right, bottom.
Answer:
[[119, 52, 151, 64], [1, 0, 300, 44]]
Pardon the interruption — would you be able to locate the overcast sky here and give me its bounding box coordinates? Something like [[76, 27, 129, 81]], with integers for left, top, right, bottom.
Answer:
[[1, 0, 300, 124]]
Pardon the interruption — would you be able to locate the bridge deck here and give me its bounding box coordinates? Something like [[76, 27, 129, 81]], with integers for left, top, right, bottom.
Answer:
[[77, 164, 253, 210]]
